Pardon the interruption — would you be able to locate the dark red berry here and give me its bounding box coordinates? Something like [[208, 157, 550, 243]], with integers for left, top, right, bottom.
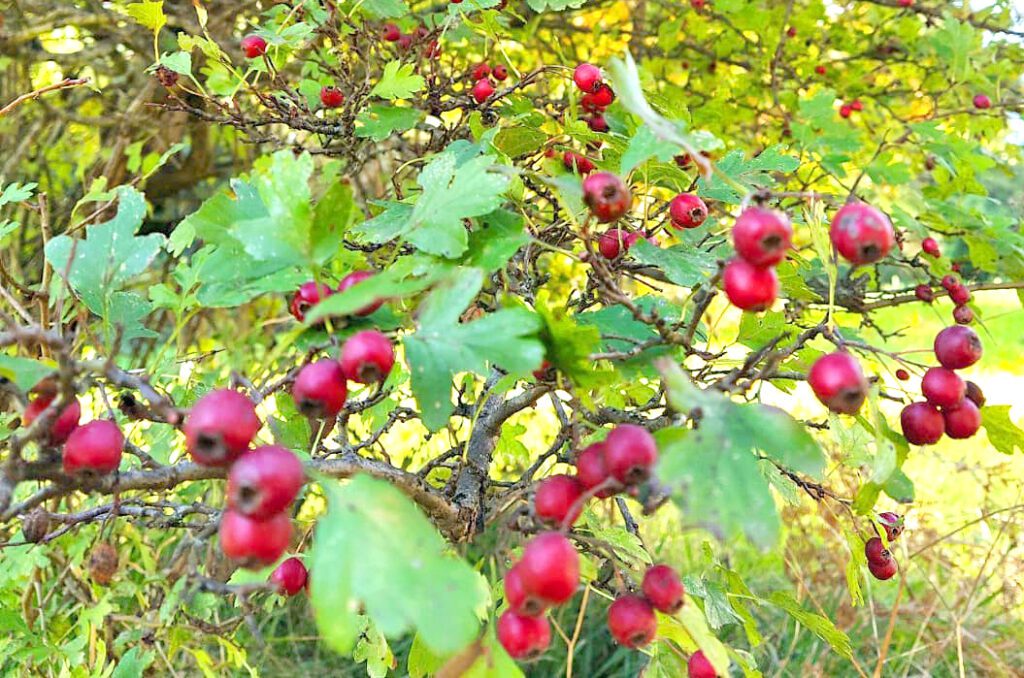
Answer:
[[964, 381, 985, 407], [895, 369, 910, 381], [293, 360, 347, 418], [227, 445, 305, 519], [493, 64, 508, 81], [934, 325, 982, 370], [518, 532, 580, 605], [62, 420, 124, 474], [597, 229, 641, 259], [241, 34, 268, 58], [534, 475, 585, 526], [504, 564, 547, 617], [864, 536, 889, 563], [23, 395, 81, 444], [953, 305, 974, 325], [290, 281, 333, 322], [722, 258, 779, 312], [340, 330, 395, 384], [921, 237, 940, 257], [839, 104, 853, 119], [497, 610, 550, 660], [868, 555, 897, 580], [532, 360, 554, 381], [941, 274, 959, 291], [732, 206, 793, 267], [396, 34, 413, 50], [830, 203, 895, 265], [573, 63, 602, 92], [184, 389, 261, 466], [583, 172, 631, 223], [89, 542, 119, 585], [948, 284, 970, 306], [471, 63, 491, 81], [587, 114, 609, 132], [580, 92, 606, 114], [575, 442, 617, 498], [220, 510, 292, 568], [563, 151, 595, 175], [808, 352, 868, 415], [269, 557, 308, 595], [382, 23, 401, 41], [642, 564, 685, 614], [604, 424, 657, 485], [337, 270, 384, 316], [607, 595, 657, 648], [900, 402, 944, 445], [921, 367, 965, 409], [472, 78, 495, 104], [943, 399, 981, 439], [668, 193, 708, 229], [320, 86, 344, 108], [915, 285, 934, 302], [973, 94, 992, 109], [688, 650, 719, 678], [590, 83, 615, 107]]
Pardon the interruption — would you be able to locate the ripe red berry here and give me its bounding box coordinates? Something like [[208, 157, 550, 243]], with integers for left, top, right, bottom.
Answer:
[[921, 367, 965, 409], [964, 380, 985, 407], [669, 193, 708, 229], [580, 92, 606, 114], [786, 26, 797, 37], [839, 104, 853, 119], [688, 650, 719, 678], [220, 510, 292, 567], [563, 151, 595, 175], [900, 402, 944, 445], [895, 368, 910, 381], [241, 34, 268, 58], [227, 445, 305, 519], [722, 258, 779, 312], [850, 98, 864, 112], [868, 554, 897, 580], [573, 63, 602, 92], [864, 536, 889, 563], [382, 23, 401, 41], [62, 420, 124, 474], [915, 284, 934, 302], [532, 360, 554, 381], [518, 532, 580, 605], [23, 395, 81, 444], [642, 564, 685, 613], [534, 474, 585, 526], [815, 64, 827, 75], [575, 442, 617, 498], [941, 274, 959, 291], [829, 203, 895, 265], [921, 237, 940, 257], [492, 64, 508, 81], [943, 399, 981, 439], [878, 511, 903, 541], [934, 325, 982, 370], [320, 86, 344, 108], [952, 305, 974, 325], [340, 330, 395, 384], [897, 0, 913, 6], [504, 564, 547, 617], [290, 281, 333, 322], [471, 63, 491, 81], [269, 557, 308, 595], [293, 360, 348, 419], [808, 352, 868, 415], [587, 114, 609, 132], [472, 78, 495, 104], [607, 595, 657, 648], [590, 83, 615, 107], [184, 389, 261, 466], [732, 206, 793, 267], [948, 284, 970, 306], [337, 270, 384, 316], [691, 0, 706, 8], [604, 424, 658, 485], [583, 172, 632, 223], [497, 610, 551, 660], [972, 94, 992, 110], [396, 34, 413, 50], [597, 229, 640, 259]]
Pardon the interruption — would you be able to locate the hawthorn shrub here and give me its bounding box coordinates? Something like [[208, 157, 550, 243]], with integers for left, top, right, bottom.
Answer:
[[1, 0, 1023, 676]]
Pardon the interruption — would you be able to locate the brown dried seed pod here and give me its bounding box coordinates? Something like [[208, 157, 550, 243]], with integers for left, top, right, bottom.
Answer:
[[88, 542, 119, 585]]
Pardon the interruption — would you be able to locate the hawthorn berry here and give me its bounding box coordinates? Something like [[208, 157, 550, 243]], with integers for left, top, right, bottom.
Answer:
[[220, 510, 292, 568], [953, 305, 974, 325], [815, 64, 827, 75], [563, 151, 595, 175], [864, 536, 889, 563], [732, 206, 793, 267], [23, 395, 81, 444], [532, 360, 555, 381], [396, 34, 414, 50], [382, 23, 401, 41], [580, 92, 606, 114], [808, 352, 868, 414], [319, 86, 344, 108], [964, 380, 985, 408], [493, 64, 508, 81], [184, 389, 261, 466], [289, 281, 333, 322], [518, 532, 580, 605], [471, 63, 491, 81], [590, 83, 615, 108], [897, 0, 913, 6], [573, 63, 602, 92], [62, 420, 124, 474], [973, 94, 992, 110], [269, 557, 309, 595], [839, 104, 853, 119], [895, 369, 910, 381], [900, 402, 944, 445], [604, 424, 658, 485], [688, 650, 719, 678], [340, 330, 395, 384], [227, 445, 305, 519], [948, 284, 971, 306], [504, 564, 547, 617], [943, 399, 981, 439], [915, 285, 934, 303], [575, 442, 617, 498], [241, 34, 268, 59], [850, 98, 864, 112], [921, 367, 965, 409], [598, 229, 640, 259], [587, 114, 609, 133], [829, 202, 895, 265], [21, 508, 50, 544], [472, 78, 495, 104], [534, 474, 585, 526], [669, 193, 708, 229], [497, 610, 551, 660], [941, 274, 959, 291], [607, 595, 657, 649], [583, 172, 631, 223], [722, 258, 779, 312], [642, 564, 685, 614], [878, 511, 904, 541], [868, 554, 898, 580], [786, 26, 797, 38], [934, 325, 982, 370], [921, 237, 940, 257], [293, 360, 348, 419], [337, 270, 384, 316]]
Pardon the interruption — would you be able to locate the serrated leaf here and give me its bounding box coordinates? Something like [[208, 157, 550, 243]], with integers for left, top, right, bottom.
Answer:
[[158, 51, 191, 75], [464, 210, 529, 271], [356, 105, 423, 142], [982, 405, 1024, 455], [767, 591, 853, 660], [535, 290, 604, 386], [359, 0, 409, 18], [0, 355, 55, 391], [493, 127, 547, 157], [0, 182, 36, 207], [124, 2, 166, 33], [631, 240, 717, 287], [371, 61, 425, 100]]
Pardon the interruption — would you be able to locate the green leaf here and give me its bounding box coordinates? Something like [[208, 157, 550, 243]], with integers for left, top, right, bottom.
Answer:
[[493, 127, 548, 157], [358, 0, 409, 18], [526, 0, 587, 9], [111, 647, 155, 678], [408, 634, 445, 678], [697, 147, 799, 203], [356, 105, 423, 142], [464, 210, 529, 271], [0, 355, 55, 391], [620, 125, 679, 174], [630, 240, 717, 287], [353, 617, 395, 678], [981, 405, 1024, 455], [535, 291, 605, 386], [158, 51, 191, 75], [310, 475, 487, 656], [371, 61, 425, 100], [675, 601, 731, 675], [0, 182, 36, 207], [767, 591, 853, 660], [124, 1, 166, 33]]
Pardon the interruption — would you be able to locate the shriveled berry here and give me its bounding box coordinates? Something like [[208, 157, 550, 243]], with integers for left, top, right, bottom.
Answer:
[[88, 542, 119, 585], [878, 511, 903, 541]]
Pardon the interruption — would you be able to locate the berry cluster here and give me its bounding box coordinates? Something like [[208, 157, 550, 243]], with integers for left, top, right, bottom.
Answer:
[[23, 385, 125, 477], [469, 61, 509, 104], [864, 511, 904, 581], [379, 23, 439, 57], [289, 270, 384, 322], [839, 98, 864, 119], [557, 63, 617, 176], [722, 205, 793, 311]]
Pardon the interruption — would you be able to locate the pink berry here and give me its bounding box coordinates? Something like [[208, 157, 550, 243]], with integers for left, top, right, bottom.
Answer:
[[573, 63, 602, 93]]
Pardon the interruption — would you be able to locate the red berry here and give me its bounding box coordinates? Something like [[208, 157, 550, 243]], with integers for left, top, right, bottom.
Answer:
[[943, 399, 981, 439], [732, 206, 793, 267], [808, 352, 868, 415], [590, 83, 615, 107], [972, 94, 991, 110], [668, 193, 708, 229], [471, 63, 491, 81], [62, 420, 124, 474], [900, 402, 944, 445], [897, 0, 913, 6], [241, 34, 268, 58], [948, 284, 970, 306], [573, 63, 602, 93], [504, 564, 547, 617], [691, 0, 706, 8], [829, 203, 895, 265], [290, 281, 333, 322], [340, 330, 395, 384], [497, 610, 551, 660], [964, 380, 985, 407], [864, 536, 889, 563], [941, 274, 959, 291], [396, 34, 413, 50], [492, 64, 508, 81], [815, 65, 827, 75], [575, 442, 617, 498], [587, 114, 609, 132], [337, 270, 384, 317], [597, 229, 640, 259], [269, 557, 308, 595], [895, 369, 910, 381], [382, 23, 401, 41], [534, 474, 585, 526], [868, 555, 898, 580], [722, 258, 779, 312], [952, 305, 974, 325], [320, 86, 344, 108], [563, 151, 594, 175], [915, 284, 934, 303], [227, 445, 305, 519], [580, 92, 606, 114], [850, 98, 864, 112], [583, 172, 631, 223], [23, 395, 81, 444], [220, 510, 292, 568], [642, 564, 685, 614], [921, 367, 965, 409], [839, 105, 853, 119], [921, 237, 940, 257], [532, 360, 554, 381], [184, 389, 261, 466], [422, 40, 441, 59], [415, 26, 430, 39], [878, 511, 903, 541], [604, 424, 657, 485], [293, 360, 348, 419], [518, 532, 580, 605], [607, 595, 657, 648], [934, 325, 982, 369], [688, 650, 719, 678], [786, 26, 797, 37], [472, 78, 495, 104]]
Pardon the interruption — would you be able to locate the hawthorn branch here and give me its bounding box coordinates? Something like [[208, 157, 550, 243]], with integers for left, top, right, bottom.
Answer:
[[0, 78, 90, 118]]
